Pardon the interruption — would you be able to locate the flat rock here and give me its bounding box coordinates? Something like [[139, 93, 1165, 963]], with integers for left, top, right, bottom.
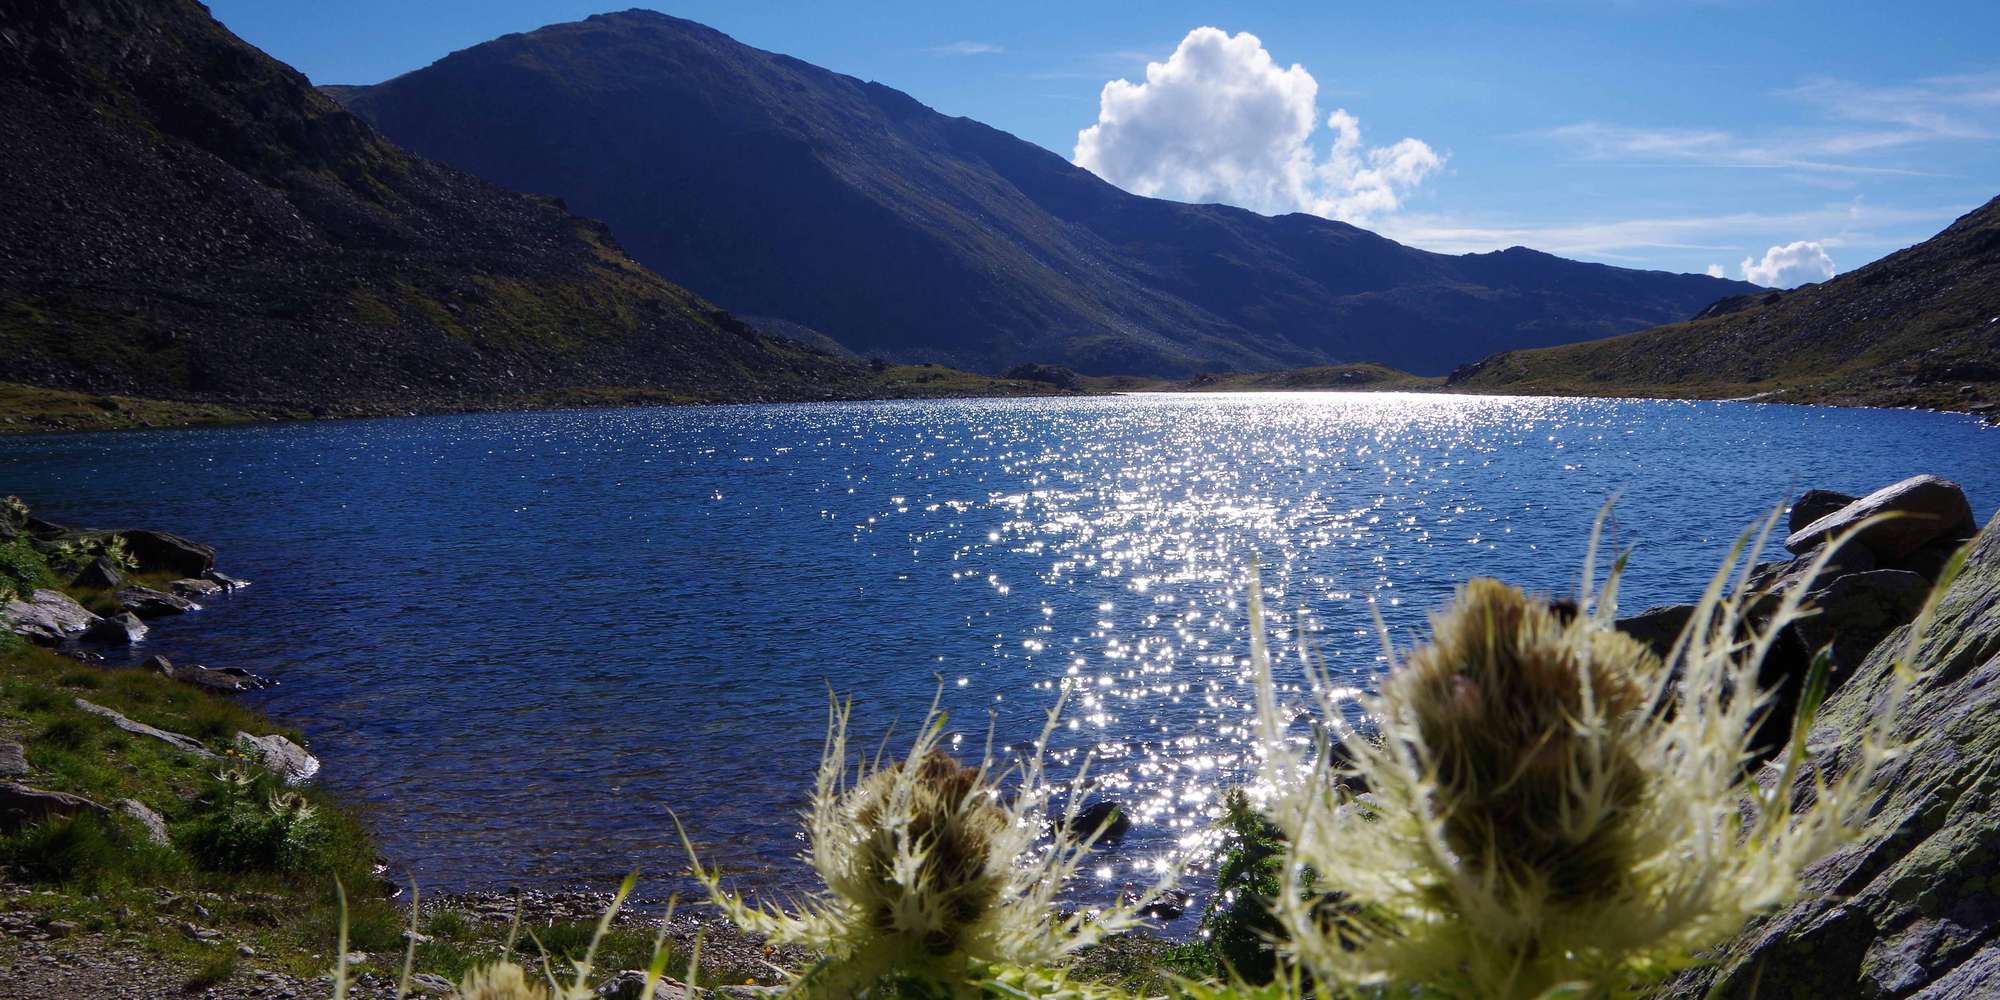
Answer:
[[73, 698, 215, 758], [0, 781, 105, 833], [201, 570, 250, 591], [115, 798, 170, 846], [2, 588, 101, 644], [0, 740, 27, 778], [1784, 474, 1976, 559], [169, 577, 224, 600], [152, 656, 271, 693], [235, 731, 319, 784], [116, 586, 198, 618]]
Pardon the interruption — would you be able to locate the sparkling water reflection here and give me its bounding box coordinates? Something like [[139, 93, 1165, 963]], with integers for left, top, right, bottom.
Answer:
[[0, 393, 1993, 904]]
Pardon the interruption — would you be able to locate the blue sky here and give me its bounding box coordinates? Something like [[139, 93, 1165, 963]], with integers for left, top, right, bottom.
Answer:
[[211, 1, 1999, 284]]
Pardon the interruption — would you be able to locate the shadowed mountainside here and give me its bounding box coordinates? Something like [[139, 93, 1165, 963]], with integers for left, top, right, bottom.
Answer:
[[0, 0, 910, 419], [1449, 196, 2000, 414], [329, 9, 1757, 377]]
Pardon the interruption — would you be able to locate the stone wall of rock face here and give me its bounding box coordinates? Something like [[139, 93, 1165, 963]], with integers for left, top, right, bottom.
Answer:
[[1658, 512, 2000, 999]]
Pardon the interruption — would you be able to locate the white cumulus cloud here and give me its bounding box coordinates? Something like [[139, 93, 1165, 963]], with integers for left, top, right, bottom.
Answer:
[[1705, 263, 1727, 278], [1741, 241, 1837, 287], [1072, 27, 1441, 225]]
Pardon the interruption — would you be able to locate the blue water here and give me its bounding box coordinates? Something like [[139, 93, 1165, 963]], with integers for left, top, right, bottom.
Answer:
[[1, 393, 1994, 902]]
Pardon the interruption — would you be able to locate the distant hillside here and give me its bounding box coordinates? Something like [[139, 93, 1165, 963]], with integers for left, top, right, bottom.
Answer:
[[1448, 197, 2000, 413], [329, 9, 1756, 377], [0, 0, 891, 419]]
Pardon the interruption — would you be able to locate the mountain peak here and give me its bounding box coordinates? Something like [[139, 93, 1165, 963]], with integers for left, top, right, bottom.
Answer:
[[334, 11, 1757, 376]]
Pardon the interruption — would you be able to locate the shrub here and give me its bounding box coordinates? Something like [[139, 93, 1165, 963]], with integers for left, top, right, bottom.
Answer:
[[184, 770, 331, 874], [1200, 791, 1289, 984], [0, 811, 179, 888], [0, 537, 57, 601]]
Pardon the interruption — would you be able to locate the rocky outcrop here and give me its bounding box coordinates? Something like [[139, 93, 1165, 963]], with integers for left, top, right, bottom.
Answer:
[[150, 656, 272, 693], [81, 611, 147, 645], [1618, 478, 1979, 752], [2, 588, 101, 644], [1656, 510, 2000, 998], [114, 530, 216, 578], [115, 586, 198, 618], [1785, 475, 1976, 559]]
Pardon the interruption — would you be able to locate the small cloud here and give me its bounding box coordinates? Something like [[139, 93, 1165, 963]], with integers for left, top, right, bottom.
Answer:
[[1742, 241, 1836, 287], [1705, 263, 1727, 278], [928, 41, 1005, 56], [1072, 27, 1442, 225]]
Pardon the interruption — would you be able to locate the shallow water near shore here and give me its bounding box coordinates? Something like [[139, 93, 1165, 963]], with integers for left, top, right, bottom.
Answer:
[[2, 392, 1995, 907]]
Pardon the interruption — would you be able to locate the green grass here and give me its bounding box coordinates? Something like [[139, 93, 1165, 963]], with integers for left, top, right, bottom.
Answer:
[[0, 382, 254, 436]]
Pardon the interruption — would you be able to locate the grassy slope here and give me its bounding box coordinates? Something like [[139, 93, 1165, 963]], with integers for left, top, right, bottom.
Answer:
[[1445, 196, 2000, 414]]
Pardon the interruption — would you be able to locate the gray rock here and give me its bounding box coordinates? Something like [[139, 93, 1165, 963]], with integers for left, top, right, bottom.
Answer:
[[81, 611, 147, 645], [1614, 604, 1695, 656], [2, 588, 102, 644], [1789, 489, 1859, 534], [115, 586, 197, 618], [1784, 474, 1976, 559], [73, 698, 215, 758], [72, 556, 125, 590], [0, 740, 27, 778], [153, 657, 272, 693], [1071, 800, 1132, 841], [408, 972, 455, 995], [169, 577, 225, 600], [1794, 569, 1932, 681], [235, 732, 320, 784], [1655, 512, 2000, 998], [116, 529, 216, 577], [201, 570, 250, 591], [0, 781, 105, 833], [115, 798, 170, 846]]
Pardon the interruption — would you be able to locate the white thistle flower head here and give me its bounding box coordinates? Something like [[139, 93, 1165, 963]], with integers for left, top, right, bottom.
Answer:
[[682, 685, 1176, 997], [1250, 507, 1952, 999], [454, 961, 552, 1000]]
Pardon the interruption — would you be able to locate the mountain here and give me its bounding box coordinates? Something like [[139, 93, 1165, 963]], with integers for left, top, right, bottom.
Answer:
[[328, 9, 1757, 377], [0, 0, 897, 420], [1447, 196, 2000, 413]]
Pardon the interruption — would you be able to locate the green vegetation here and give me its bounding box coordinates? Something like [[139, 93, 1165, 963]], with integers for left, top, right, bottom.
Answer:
[[0, 535, 59, 601], [0, 382, 256, 435]]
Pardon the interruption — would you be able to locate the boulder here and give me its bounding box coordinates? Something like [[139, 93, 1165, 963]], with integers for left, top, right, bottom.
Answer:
[[73, 699, 214, 758], [234, 732, 319, 784], [2, 588, 102, 644], [0, 781, 105, 833], [1135, 888, 1192, 921], [81, 612, 148, 645], [1615, 604, 1696, 657], [201, 570, 250, 591], [1784, 475, 1975, 559], [169, 578, 225, 600], [1788, 489, 1858, 535], [115, 798, 170, 846], [1890, 534, 1978, 583], [1071, 800, 1132, 842], [0, 739, 27, 778], [1656, 513, 2000, 998], [72, 556, 124, 590], [116, 586, 198, 618], [115, 529, 215, 577], [1793, 570, 1932, 681]]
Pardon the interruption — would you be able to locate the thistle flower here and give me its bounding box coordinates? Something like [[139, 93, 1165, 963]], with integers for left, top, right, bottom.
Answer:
[[454, 962, 553, 1000], [1250, 508, 1952, 999], [682, 687, 1175, 998]]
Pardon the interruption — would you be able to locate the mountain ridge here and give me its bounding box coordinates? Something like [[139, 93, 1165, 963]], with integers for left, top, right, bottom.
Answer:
[[1446, 194, 2000, 414], [0, 0, 905, 417], [331, 8, 1759, 377]]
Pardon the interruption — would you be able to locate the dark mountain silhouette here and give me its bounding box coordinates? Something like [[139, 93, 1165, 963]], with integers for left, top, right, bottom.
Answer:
[[1448, 196, 2000, 413], [330, 9, 1757, 377], [0, 0, 890, 418]]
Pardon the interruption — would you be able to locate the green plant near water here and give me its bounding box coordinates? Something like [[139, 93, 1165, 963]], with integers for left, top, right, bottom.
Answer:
[[1245, 508, 1960, 999], [0, 535, 58, 601], [185, 768, 331, 874], [680, 688, 1177, 999]]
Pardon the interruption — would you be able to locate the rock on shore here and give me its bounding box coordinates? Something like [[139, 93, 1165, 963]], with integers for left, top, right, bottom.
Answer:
[[1655, 509, 2000, 998]]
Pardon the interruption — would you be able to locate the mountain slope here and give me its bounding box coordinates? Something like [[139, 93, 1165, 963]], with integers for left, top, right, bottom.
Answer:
[[1447, 196, 2000, 412], [0, 0, 887, 416], [329, 9, 1756, 377]]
